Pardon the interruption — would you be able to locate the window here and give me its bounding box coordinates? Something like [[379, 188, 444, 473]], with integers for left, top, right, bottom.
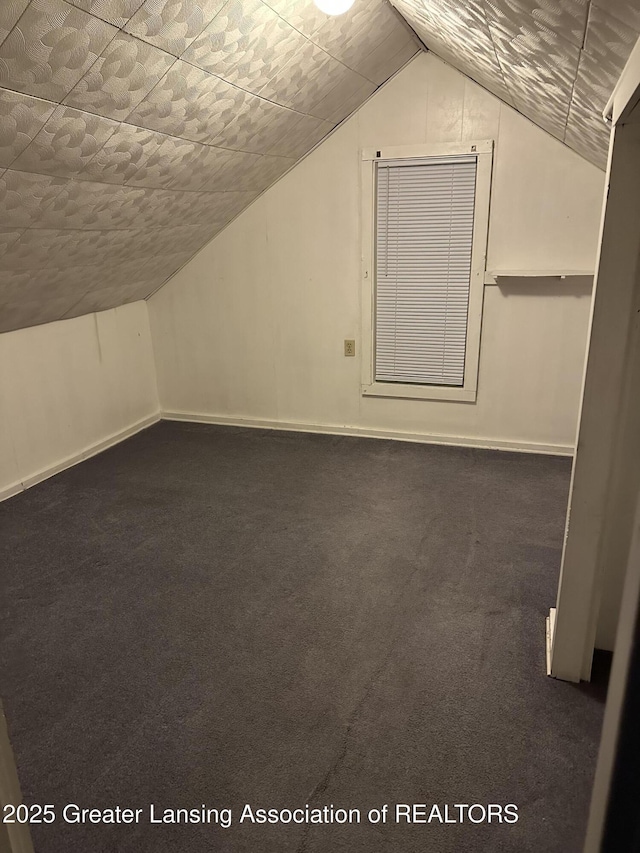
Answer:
[[361, 141, 493, 402]]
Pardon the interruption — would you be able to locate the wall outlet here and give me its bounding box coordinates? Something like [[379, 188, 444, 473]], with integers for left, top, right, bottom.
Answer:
[[344, 339, 356, 357]]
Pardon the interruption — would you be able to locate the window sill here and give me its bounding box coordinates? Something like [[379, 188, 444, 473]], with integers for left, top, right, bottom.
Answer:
[[361, 382, 477, 402]]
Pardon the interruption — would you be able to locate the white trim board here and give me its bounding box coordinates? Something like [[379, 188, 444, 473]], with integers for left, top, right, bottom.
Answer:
[[0, 410, 574, 504], [546, 607, 557, 677], [0, 413, 161, 503], [162, 412, 574, 457]]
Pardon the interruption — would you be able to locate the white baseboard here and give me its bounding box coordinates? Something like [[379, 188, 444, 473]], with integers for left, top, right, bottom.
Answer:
[[0, 412, 160, 503], [0, 410, 573, 504], [161, 411, 575, 457]]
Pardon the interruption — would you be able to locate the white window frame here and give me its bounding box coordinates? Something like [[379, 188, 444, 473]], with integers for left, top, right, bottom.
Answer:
[[361, 140, 493, 402]]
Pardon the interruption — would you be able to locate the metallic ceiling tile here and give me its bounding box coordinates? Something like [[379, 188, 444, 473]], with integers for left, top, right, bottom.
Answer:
[[169, 145, 261, 191], [0, 1, 30, 45], [3, 0, 629, 334], [0, 88, 56, 168], [39, 179, 151, 229], [510, 91, 568, 139], [565, 109, 609, 168], [53, 227, 129, 265], [484, 0, 589, 48], [61, 282, 153, 318], [134, 188, 225, 228], [574, 52, 624, 114], [65, 0, 147, 27], [291, 57, 358, 121], [183, 0, 308, 95], [0, 227, 24, 256], [51, 257, 145, 293], [257, 40, 343, 113], [125, 134, 201, 187], [424, 32, 514, 105], [0, 227, 79, 269], [367, 38, 419, 87], [41, 252, 196, 317], [0, 168, 68, 227], [303, 63, 374, 124], [132, 224, 217, 256], [124, 0, 227, 56], [133, 186, 241, 227], [485, 18, 580, 130], [129, 250, 194, 280], [594, 0, 640, 32], [179, 189, 258, 224], [266, 113, 330, 159], [565, 84, 610, 165], [41, 226, 192, 268], [62, 251, 205, 315], [232, 152, 293, 190], [355, 26, 418, 85], [261, 0, 329, 39], [100, 229, 155, 262], [208, 93, 309, 154], [78, 122, 165, 184], [49, 227, 204, 268], [0, 291, 84, 333], [126, 60, 250, 144], [486, 4, 582, 82], [199, 87, 267, 148], [312, 0, 396, 76], [392, 0, 508, 95], [169, 74, 253, 145], [11, 104, 119, 178], [430, 41, 515, 107], [0, 0, 118, 103], [0, 265, 92, 304], [87, 226, 166, 262], [389, 0, 625, 170], [583, 5, 639, 96], [63, 32, 176, 121], [49, 183, 221, 230], [326, 76, 376, 125]]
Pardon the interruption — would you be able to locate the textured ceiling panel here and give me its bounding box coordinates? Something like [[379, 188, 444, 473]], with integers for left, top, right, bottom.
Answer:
[[10, 106, 120, 177], [124, 0, 227, 55], [0, 2, 31, 44], [0, 227, 24, 254], [66, 0, 146, 28], [2, 0, 633, 333], [63, 31, 177, 120], [311, 0, 401, 72], [0, 90, 56, 167], [0, 0, 418, 332], [391, 0, 640, 167], [0, 169, 68, 227], [78, 122, 168, 183], [0, 0, 118, 101], [262, 0, 327, 37], [183, 0, 309, 92]]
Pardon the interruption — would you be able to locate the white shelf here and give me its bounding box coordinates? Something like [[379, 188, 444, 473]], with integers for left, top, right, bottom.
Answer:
[[484, 269, 594, 285]]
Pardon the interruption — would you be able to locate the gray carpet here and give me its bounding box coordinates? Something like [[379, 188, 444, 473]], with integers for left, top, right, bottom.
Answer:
[[0, 422, 607, 853]]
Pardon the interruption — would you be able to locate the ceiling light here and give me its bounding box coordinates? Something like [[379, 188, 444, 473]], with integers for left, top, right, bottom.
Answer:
[[314, 0, 355, 15]]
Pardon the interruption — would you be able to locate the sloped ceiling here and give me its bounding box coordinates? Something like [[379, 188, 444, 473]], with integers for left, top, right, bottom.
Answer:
[[390, 0, 640, 168], [0, 0, 418, 333], [0, 0, 637, 335]]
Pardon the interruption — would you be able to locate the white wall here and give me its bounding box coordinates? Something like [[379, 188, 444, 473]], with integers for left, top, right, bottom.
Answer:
[[0, 300, 159, 500], [149, 53, 605, 454]]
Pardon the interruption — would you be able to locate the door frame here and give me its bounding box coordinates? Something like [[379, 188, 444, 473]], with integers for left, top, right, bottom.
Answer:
[[550, 37, 640, 682]]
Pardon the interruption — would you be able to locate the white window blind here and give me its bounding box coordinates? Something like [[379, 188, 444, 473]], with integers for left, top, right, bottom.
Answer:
[[375, 155, 477, 387]]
